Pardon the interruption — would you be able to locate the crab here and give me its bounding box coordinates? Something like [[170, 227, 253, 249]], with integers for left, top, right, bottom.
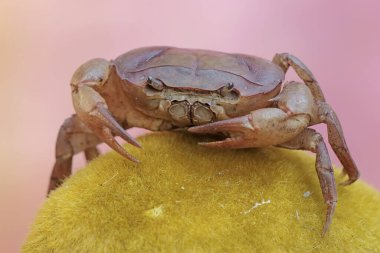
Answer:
[[49, 46, 359, 235]]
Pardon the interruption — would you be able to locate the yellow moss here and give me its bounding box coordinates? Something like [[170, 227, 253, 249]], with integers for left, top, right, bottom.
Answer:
[[23, 132, 380, 253]]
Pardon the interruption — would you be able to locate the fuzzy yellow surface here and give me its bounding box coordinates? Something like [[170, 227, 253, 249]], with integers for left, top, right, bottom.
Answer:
[[23, 132, 380, 253]]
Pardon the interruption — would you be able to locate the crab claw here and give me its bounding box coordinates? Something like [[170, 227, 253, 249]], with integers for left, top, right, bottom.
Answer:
[[189, 115, 254, 134], [198, 136, 246, 148], [96, 125, 139, 163], [95, 105, 141, 148], [72, 84, 140, 162], [86, 103, 140, 162], [189, 107, 310, 150], [188, 115, 255, 148]]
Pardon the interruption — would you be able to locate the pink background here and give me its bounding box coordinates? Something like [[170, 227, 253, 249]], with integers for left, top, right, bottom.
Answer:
[[1, 0, 379, 251]]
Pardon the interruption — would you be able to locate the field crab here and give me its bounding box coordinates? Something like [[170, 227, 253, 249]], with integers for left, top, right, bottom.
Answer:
[[49, 46, 359, 235]]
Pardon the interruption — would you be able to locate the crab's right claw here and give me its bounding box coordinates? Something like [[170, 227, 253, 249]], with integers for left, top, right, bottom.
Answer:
[[72, 85, 140, 162], [189, 116, 254, 134], [188, 115, 255, 148]]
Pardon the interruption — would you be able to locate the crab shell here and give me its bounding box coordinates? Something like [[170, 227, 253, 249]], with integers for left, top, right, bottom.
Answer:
[[108, 47, 285, 127]]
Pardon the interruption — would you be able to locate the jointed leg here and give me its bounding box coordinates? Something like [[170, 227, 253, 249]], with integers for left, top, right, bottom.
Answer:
[[272, 53, 325, 102], [49, 115, 101, 194], [317, 102, 359, 185], [278, 128, 337, 235], [273, 53, 359, 184], [84, 147, 100, 162]]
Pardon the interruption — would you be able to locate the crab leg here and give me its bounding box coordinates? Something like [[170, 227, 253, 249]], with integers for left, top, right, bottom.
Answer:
[[272, 53, 359, 185], [84, 147, 100, 162], [317, 102, 359, 185], [272, 53, 325, 102], [49, 115, 101, 193], [278, 128, 337, 235]]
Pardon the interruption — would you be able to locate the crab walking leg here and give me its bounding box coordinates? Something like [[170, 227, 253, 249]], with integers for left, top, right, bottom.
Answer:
[[278, 128, 337, 235], [84, 147, 100, 162], [49, 115, 101, 193], [317, 102, 359, 185], [272, 53, 326, 102], [272, 53, 359, 185]]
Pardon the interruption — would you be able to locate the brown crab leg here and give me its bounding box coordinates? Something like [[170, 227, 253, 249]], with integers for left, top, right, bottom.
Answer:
[[84, 147, 100, 162], [272, 53, 359, 185], [49, 115, 101, 194], [317, 102, 359, 185], [272, 53, 325, 102], [278, 128, 337, 236], [49, 108, 139, 194]]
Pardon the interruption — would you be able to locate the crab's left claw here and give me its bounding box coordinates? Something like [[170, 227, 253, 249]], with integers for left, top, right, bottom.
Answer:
[[188, 115, 256, 148], [71, 59, 141, 162], [72, 85, 141, 162]]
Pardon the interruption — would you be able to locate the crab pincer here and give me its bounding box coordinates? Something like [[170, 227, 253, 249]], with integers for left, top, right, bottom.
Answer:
[[188, 115, 255, 148], [71, 59, 141, 163], [87, 103, 141, 163]]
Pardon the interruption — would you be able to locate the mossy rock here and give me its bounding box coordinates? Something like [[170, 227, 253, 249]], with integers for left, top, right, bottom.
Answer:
[[23, 132, 380, 252]]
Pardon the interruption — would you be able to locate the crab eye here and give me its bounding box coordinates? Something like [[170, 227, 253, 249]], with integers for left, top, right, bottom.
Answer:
[[220, 82, 235, 96], [146, 76, 164, 91]]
